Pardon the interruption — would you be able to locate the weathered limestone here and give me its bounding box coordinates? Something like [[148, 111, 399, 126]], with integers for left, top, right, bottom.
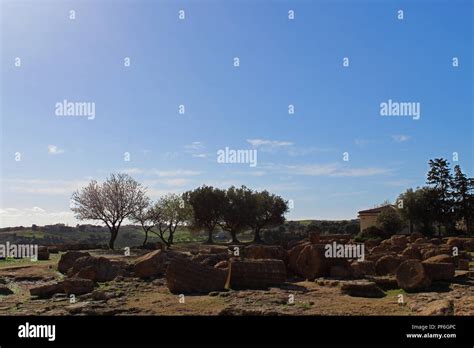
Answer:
[[226, 259, 286, 290]]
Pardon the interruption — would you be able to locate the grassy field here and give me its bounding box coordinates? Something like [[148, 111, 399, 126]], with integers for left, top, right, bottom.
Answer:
[[0, 225, 256, 248], [0, 253, 61, 268], [1, 216, 303, 246], [0, 219, 362, 249]]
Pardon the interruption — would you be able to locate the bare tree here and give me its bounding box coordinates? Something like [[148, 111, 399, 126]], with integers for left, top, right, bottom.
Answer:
[[131, 203, 155, 247], [71, 173, 149, 249]]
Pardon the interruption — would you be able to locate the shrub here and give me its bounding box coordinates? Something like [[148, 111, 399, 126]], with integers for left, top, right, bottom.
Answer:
[[376, 209, 404, 237], [354, 226, 386, 243]]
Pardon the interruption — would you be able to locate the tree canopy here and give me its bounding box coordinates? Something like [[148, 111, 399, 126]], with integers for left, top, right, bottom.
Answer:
[[71, 173, 149, 249]]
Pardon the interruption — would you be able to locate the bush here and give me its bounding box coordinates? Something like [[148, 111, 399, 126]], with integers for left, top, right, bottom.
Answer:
[[376, 209, 404, 237], [306, 222, 321, 235], [354, 226, 386, 243], [262, 228, 283, 244], [263, 227, 306, 245], [344, 224, 359, 235]]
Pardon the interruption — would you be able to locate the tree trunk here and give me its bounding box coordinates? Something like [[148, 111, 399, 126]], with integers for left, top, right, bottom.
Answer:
[[444, 222, 452, 235], [253, 228, 263, 244], [156, 228, 171, 249], [109, 227, 118, 250], [205, 230, 214, 244], [142, 230, 149, 247], [230, 230, 240, 244]]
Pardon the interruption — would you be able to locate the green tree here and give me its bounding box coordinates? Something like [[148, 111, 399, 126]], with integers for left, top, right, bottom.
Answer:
[[218, 186, 253, 244], [185, 186, 226, 244], [397, 187, 438, 236], [452, 165, 474, 234], [426, 158, 454, 234], [287, 221, 299, 234], [306, 221, 322, 235], [150, 193, 193, 248], [344, 223, 359, 235], [376, 208, 403, 237], [248, 190, 289, 243]]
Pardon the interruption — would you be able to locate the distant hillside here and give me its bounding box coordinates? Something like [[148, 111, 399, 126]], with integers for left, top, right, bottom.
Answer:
[[0, 219, 359, 248], [0, 224, 208, 249], [286, 219, 360, 233]]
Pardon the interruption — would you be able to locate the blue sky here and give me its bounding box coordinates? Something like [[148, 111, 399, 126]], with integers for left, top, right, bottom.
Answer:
[[1, 0, 472, 227]]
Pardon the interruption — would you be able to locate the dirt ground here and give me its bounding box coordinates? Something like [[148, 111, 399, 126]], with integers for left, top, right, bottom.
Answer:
[[0, 250, 473, 316]]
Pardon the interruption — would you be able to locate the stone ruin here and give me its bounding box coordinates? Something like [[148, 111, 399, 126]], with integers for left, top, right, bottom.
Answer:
[[27, 233, 473, 302]]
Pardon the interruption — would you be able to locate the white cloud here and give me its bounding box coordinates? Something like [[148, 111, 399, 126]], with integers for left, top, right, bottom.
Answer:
[[286, 146, 334, 156], [29, 206, 46, 213], [120, 167, 144, 175], [163, 152, 179, 160], [146, 187, 183, 199], [118, 168, 201, 177], [48, 145, 65, 155], [286, 164, 339, 176], [152, 169, 201, 177], [385, 179, 413, 187], [247, 139, 293, 147], [257, 182, 304, 192], [161, 178, 190, 186], [1, 206, 46, 216], [248, 170, 266, 177], [245, 139, 333, 158], [2, 179, 89, 195], [392, 135, 411, 143], [184, 141, 205, 152], [284, 164, 392, 177], [184, 142, 208, 158], [144, 178, 190, 187], [354, 138, 372, 148], [0, 207, 78, 227], [329, 191, 367, 198], [233, 170, 267, 177], [0, 208, 20, 214], [332, 167, 391, 177]]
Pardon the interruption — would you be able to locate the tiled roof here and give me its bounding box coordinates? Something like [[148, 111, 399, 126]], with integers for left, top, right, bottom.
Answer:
[[358, 205, 396, 215]]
